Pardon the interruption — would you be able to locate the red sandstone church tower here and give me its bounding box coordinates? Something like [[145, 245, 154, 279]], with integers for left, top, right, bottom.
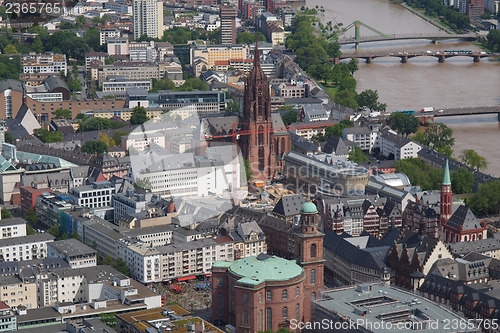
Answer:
[[440, 160, 453, 227], [294, 201, 325, 323], [240, 43, 276, 181]]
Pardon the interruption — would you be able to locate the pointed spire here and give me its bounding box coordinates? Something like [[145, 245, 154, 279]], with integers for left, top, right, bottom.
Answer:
[[254, 38, 260, 67], [442, 159, 451, 185]]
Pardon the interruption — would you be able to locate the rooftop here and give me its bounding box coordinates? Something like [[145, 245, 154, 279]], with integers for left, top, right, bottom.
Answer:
[[216, 253, 304, 286], [48, 238, 97, 257]]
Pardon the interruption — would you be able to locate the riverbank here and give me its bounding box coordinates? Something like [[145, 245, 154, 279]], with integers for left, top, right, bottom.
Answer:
[[399, 2, 454, 33]]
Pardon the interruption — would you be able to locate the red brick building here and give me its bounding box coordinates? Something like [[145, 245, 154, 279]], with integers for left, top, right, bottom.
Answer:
[[20, 186, 53, 214], [212, 201, 324, 332]]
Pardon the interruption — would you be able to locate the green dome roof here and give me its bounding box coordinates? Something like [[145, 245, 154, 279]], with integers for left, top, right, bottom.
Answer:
[[301, 201, 318, 214], [221, 253, 304, 286]]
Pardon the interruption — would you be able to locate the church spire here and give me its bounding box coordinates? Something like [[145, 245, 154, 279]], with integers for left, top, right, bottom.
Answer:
[[254, 39, 260, 67], [442, 159, 451, 185]]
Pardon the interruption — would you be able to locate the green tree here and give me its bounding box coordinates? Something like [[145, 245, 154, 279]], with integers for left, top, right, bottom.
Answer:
[[389, 112, 420, 138], [25, 207, 38, 226], [4, 132, 14, 144], [3, 44, 17, 54], [357, 89, 387, 112], [236, 30, 266, 44], [423, 123, 455, 157], [459, 149, 488, 172], [151, 78, 176, 92], [112, 130, 130, 146], [281, 110, 298, 126], [98, 132, 115, 147], [244, 158, 253, 180], [451, 167, 475, 194], [70, 231, 82, 241], [347, 58, 359, 75], [178, 78, 209, 91], [334, 90, 358, 109], [348, 146, 370, 163], [114, 258, 130, 275], [130, 106, 149, 125], [1, 208, 12, 219], [134, 178, 152, 192], [81, 141, 109, 154], [84, 27, 101, 51], [467, 180, 500, 217], [26, 225, 36, 235], [102, 255, 114, 266], [52, 108, 72, 119], [33, 129, 64, 143]]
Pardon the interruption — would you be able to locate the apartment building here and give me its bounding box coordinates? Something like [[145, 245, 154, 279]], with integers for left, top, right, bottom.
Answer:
[[47, 239, 97, 269], [132, 0, 164, 39], [118, 236, 233, 283], [0, 234, 54, 262], [0, 302, 16, 331], [102, 76, 152, 93], [98, 62, 160, 85], [191, 44, 250, 68], [69, 181, 116, 209], [99, 28, 121, 45], [374, 129, 422, 160], [0, 218, 26, 240], [0, 276, 37, 310], [22, 53, 67, 76], [36, 193, 74, 228], [107, 37, 130, 55], [342, 126, 378, 152], [120, 132, 166, 152], [85, 52, 107, 71]]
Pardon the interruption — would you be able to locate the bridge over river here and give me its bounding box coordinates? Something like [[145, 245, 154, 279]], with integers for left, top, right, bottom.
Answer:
[[336, 51, 499, 63], [413, 106, 500, 122], [337, 32, 478, 46]]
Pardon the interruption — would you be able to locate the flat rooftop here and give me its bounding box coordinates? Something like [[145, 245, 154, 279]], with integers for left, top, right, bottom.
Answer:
[[48, 238, 96, 257], [314, 283, 476, 332]]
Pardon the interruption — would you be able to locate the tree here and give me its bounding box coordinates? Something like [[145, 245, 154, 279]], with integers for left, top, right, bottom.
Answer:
[[357, 89, 387, 112], [81, 141, 109, 154], [33, 129, 64, 143], [26, 225, 36, 235], [451, 167, 474, 194], [113, 258, 130, 276], [130, 106, 149, 125], [52, 108, 72, 119], [25, 207, 38, 226], [102, 255, 114, 266], [3, 44, 17, 54], [467, 180, 500, 217], [389, 112, 420, 138], [459, 149, 488, 172], [1, 208, 11, 219], [151, 78, 176, 92], [112, 130, 130, 146], [236, 30, 266, 44], [244, 158, 253, 180], [178, 78, 208, 91], [348, 146, 370, 163], [98, 132, 115, 147], [334, 90, 358, 109], [347, 58, 359, 75], [282, 110, 298, 126], [4, 132, 14, 144], [423, 123, 455, 156], [70, 231, 82, 241], [134, 178, 152, 192]]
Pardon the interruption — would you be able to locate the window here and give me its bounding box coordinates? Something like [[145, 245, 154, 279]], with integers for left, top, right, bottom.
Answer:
[[296, 287, 300, 297], [296, 303, 300, 320], [266, 291, 272, 301], [266, 308, 272, 330], [311, 269, 316, 285], [217, 293, 224, 315], [282, 289, 287, 300], [217, 277, 224, 287], [259, 292, 262, 303], [312, 292, 316, 301], [243, 293, 248, 304], [243, 310, 248, 325], [311, 243, 317, 258], [259, 310, 263, 331], [282, 306, 288, 319]]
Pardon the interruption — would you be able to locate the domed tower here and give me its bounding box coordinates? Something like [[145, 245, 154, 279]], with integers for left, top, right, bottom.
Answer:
[[294, 201, 325, 323], [239, 42, 275, 181]]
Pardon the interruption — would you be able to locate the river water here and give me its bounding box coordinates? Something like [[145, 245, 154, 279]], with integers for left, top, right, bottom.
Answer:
[[298, 0, 500, 176]]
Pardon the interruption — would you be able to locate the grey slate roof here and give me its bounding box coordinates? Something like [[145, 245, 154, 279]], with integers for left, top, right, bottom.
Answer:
[[0, 217, 27, 226], [323, 135, 350, 155], [446, 205, 482, 231], [272, 194, 305, 217], [0, 233, 54, 247], [0, 79, 23, 93]]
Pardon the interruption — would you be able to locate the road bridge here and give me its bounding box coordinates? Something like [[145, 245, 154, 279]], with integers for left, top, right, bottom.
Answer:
[[414, 106, 500, 122], [335, 51, 499, 63], [337, 32, 478, 46]]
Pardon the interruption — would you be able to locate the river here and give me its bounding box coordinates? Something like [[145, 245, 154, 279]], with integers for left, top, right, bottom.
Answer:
[[296, 0, 500, 176]]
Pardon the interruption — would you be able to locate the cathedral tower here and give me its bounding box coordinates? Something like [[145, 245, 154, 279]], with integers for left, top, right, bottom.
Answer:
[[440, 160, 453, 227], [239, 43, 275, 180]]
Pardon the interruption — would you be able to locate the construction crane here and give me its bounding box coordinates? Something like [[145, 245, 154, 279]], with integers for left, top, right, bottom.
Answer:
[[201, 120, 339, 205]]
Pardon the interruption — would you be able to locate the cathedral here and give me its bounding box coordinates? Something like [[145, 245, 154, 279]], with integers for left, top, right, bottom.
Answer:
[[200, 43, 291, 181]]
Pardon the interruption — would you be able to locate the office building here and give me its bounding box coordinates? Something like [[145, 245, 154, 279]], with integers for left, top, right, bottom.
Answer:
[[220, 2, 238, 45], [132, 0, 164, 40]]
